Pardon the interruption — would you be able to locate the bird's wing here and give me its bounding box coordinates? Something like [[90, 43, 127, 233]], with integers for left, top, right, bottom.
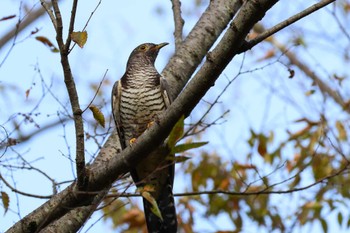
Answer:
[[111, 80, 126, 149], [160, 75, 172, 108]]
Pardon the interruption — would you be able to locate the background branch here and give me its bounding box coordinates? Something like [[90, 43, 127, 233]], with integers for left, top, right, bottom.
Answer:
[[240, 0, 336, 52], [171, 0, 184, 50]]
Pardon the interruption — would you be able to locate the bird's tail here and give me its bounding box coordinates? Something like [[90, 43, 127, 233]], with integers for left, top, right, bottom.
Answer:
[[143, 176, 177, 233]]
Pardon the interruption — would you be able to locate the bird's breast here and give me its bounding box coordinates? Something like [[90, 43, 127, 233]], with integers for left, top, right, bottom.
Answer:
[[120, 85, 166, 142]]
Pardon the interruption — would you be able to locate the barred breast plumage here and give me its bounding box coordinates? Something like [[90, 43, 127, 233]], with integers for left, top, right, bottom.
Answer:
[[119, 66, 167, 144], [111, 42, 177, 233]]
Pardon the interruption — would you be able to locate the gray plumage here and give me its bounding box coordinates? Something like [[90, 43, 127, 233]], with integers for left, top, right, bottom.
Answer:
[[111, 43, 177, 233]]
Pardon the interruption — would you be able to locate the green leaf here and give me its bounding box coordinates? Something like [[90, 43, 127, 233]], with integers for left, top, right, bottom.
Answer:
[[337, 212, 343, 226], [167, 115, 184, 148], [141, 191, 163, 221], [172, 141, 208, 154], [320, 218, 328, 233], [1, 191, 9, 214], [174, 155, 191, 163], [89, 105, 105, 128]]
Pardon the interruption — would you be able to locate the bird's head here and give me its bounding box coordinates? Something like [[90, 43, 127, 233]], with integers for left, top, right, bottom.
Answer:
[[126, 42, 168, 67]]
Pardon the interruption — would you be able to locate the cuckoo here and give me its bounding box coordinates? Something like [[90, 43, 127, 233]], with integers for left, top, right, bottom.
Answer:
[[111, 42, 177, 233]]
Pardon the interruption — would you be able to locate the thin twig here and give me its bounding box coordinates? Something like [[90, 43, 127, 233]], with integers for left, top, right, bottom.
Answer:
[[40, 0, 57, 31], [0, 173, 53, 199], [0, 1, 59, 49], [68, 0, 102, 53], [171, 0, 184, 50], [240, 0, 336, 52], [82, 69, 108, 113], [65, 0, 79, 53]]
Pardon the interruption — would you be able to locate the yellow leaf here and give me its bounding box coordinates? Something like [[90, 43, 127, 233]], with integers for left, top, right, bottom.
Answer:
[[167, 115, 184, 148], [305, 89, 315, 96], [1, 191, 9, 214], [71, 31, 88, 48], [35, 36, 59, 52], [141, 191, 163, 221], [336, 121, 347, 141], [89, 105, 105, 128]]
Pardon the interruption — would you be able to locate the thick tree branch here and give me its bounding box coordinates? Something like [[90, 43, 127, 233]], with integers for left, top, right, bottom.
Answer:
[[163, 0, 243, 101], [171, 0, 184, 50], [40, 189, 109, 233], [6, 131, 122, 233]]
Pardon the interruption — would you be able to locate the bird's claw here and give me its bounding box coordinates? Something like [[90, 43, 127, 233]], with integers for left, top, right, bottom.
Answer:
[[129, 138, 137, 145]]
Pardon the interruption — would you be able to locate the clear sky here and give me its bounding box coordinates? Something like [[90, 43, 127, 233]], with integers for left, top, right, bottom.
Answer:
[[0, 0, 349, 232]]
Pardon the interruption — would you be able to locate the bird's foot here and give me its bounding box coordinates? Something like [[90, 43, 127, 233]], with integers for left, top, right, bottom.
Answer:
[[147, 121, 155, 128], [129, 138, 137, 145]]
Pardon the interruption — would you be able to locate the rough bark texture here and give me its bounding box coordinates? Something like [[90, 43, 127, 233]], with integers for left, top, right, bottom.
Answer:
[[6, 1, 280, 232]]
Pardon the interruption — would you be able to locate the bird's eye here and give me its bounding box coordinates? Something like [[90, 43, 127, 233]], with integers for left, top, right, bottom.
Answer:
[[139, 45, 147, 51]]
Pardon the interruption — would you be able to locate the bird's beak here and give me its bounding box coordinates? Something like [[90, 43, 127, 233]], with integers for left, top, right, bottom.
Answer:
[[154, 42, 169, 50]]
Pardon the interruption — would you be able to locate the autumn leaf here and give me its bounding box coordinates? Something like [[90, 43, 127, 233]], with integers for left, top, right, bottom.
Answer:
[[141, 190, 163, 221], [35, 36, 59, 52], [25, 88, 31, 99], [174, 155, 191, 163], [1, 191, 9, 214], [0, 15, 16, 22], [71, 31, 88, 48], [335, 121, 347, 141], [305, 89, 316, 96], [257, 134, 268, 157], [172, 141, 208, 154], [89, 105, 105, 128], [167, 115, 184, 148]]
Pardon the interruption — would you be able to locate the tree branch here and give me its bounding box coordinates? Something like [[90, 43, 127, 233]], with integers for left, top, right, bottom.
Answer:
[[240, 0, 336, 52], [47, 0, 87, 190], [0, 1, 59, 49], [269, 36, 349, 113], [171, 0, 184, 50], [65, 0, 79, 53], [163, 0, 243, 101]]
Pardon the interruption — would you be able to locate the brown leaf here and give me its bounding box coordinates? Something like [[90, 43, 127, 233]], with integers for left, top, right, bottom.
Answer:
[[0, 15, 16, 22], [71, 31, 88, 48], [25, 89, 30, 99], [121, 208, 145, 228], [35, 36, 59, 52], [288, 68, 295, 79], [1, 191, 9, 214]]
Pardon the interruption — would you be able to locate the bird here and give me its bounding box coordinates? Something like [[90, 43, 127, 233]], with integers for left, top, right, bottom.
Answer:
[[111, 42, 177, 233]]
